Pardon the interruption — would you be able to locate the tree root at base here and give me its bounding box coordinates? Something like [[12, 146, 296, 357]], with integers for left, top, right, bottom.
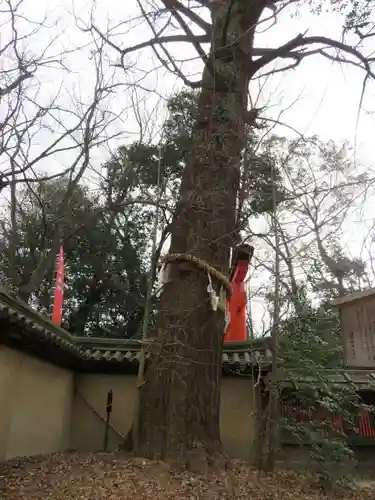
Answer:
[[118, 429, 228, 472]]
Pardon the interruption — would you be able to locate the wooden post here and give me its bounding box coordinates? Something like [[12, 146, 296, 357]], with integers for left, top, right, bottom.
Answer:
[[104, 389, 113, 451], [132, 142, 163, 453]]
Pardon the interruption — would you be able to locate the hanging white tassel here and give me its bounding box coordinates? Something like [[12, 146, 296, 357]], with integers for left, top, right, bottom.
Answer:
[[159, 262, 171, 285], [155, 262, 171, 298], [207, 271, 219, 311], [224, 309, 230, 333], [218, 286, 227, 312]]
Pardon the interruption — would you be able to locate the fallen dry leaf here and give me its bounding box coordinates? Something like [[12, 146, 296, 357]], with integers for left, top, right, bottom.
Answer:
[[0, 452, 373, 500]]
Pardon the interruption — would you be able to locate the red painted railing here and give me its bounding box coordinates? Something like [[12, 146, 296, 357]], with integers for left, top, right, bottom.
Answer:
[[357, 410, 375, 437], [281, 402, 375, 437], [280, 398, 375, 445]]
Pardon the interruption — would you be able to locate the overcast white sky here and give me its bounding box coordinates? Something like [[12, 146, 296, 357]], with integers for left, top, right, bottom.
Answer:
[[26, 0, 375, 157], [5, 0, 375, 333]]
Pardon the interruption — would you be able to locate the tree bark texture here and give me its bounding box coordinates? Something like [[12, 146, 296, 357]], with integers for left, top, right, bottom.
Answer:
[[135, 0, 264, 464]]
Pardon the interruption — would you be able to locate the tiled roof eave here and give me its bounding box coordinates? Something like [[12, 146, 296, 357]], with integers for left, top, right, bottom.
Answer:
[[2, 318, 273, 369], [0, 306, 90, 362], [280, 369, 375, 391], [0, 288, 273, 371]]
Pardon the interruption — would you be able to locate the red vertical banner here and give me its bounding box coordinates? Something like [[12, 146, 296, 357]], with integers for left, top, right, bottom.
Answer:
[[225, 257, 250, 342], [51, 245, 64, 326]]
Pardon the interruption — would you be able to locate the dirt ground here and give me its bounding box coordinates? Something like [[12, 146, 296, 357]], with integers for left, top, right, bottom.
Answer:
[[1, 452, 374, 500]]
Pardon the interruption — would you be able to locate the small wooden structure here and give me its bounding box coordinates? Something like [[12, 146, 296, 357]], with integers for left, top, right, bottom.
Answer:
[[332, 288, 375, 369]]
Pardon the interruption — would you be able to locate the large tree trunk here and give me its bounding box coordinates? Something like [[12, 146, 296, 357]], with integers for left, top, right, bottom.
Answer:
[[134, 0, 263, 464]]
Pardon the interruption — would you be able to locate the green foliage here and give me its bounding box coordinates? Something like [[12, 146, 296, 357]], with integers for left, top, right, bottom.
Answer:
[[103, 89, 199, 212], [0, 89, 206, 336], [279, 288, 342, 369], [245, 135, 287, 215], [331, 0, 374, 30], [298, 0, 374, 31], [0, 91, 332, 338], [0, 178, 149, 337], [160, 89, 286, 220], [277, 288, 359, 485]]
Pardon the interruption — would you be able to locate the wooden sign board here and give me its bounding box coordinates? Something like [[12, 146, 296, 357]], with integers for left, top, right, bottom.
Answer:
[[340, 296, 375, 368]]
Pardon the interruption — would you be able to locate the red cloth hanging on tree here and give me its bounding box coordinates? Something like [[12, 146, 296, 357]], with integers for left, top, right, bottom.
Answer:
[[51, 245, 64, 326], [224, 256, 250, 342]]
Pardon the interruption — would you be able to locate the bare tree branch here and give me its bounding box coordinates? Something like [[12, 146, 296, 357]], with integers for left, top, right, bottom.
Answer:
[[253, 34, 375, 79]]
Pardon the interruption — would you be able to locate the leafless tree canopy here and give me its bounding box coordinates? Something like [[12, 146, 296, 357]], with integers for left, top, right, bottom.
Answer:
[[90, 0, 375, 87], [0, 0, 134, 298]]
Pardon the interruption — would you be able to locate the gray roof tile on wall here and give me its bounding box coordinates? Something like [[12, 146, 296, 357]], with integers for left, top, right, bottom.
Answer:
[[0, 288, 273, 371], [75, 336, 273, 367], [281, 369, 375, 390], [3, 288, 375, 386]]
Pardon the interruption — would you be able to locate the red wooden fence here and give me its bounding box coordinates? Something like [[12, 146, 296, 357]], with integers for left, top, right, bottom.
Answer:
[[281, 400, 375, 437]]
